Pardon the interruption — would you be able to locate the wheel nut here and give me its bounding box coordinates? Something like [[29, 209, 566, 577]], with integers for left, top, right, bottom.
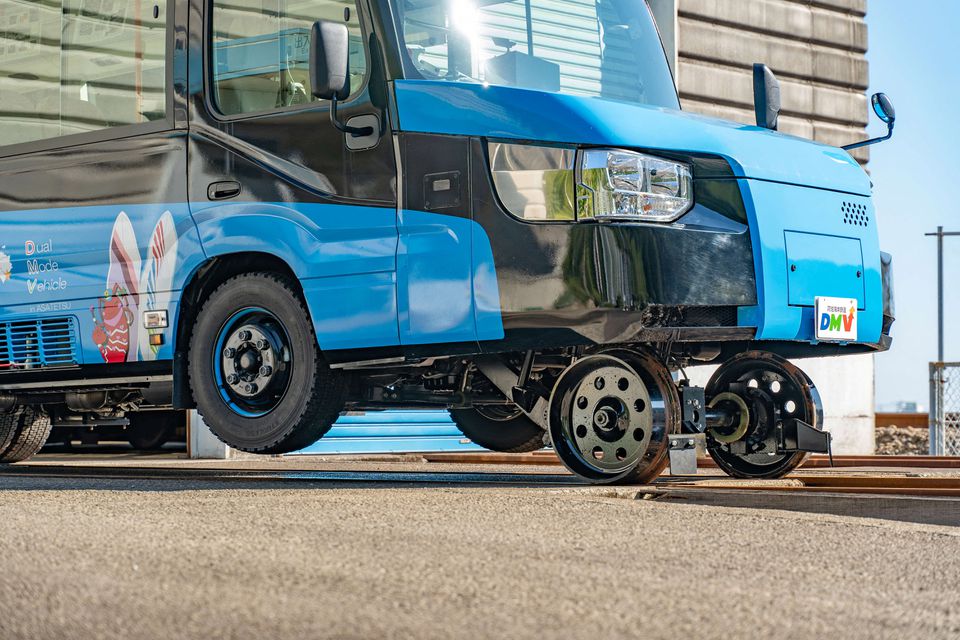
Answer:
[[244, 383, 258, 394], [238, 330, 251, 341], [223, 347, 236, 359], [259, 365, 272, 377], [226, 373, 239, 385], [256, 339, 269, 350]]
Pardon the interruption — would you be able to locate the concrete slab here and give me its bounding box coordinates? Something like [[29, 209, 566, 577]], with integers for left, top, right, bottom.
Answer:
[[1, 460, 958, 640]]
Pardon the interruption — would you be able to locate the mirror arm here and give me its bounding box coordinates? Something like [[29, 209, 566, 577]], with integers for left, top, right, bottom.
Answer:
[[841, 121, 894, 151], [329, 96, 374, 137]]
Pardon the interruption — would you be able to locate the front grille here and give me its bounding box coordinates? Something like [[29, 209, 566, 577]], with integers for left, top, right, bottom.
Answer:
[[842, 201, 870, 227], [0, 317, 79, 371]]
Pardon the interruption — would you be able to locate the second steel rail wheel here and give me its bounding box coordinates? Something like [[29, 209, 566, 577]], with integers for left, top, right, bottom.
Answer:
[[705, 351, 824, 479]]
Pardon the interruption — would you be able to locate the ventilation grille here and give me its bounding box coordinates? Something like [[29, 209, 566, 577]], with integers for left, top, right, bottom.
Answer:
[[842, 201, 870, 227], [0, 317, 78, 371], [680, 306, 738, 327]]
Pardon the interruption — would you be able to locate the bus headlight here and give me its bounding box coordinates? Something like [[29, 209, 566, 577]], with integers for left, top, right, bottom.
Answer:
[[577, 149, 693, 222]]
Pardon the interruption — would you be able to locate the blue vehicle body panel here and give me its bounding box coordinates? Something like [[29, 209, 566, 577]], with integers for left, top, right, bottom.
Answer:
[[736, 179, 882, 344], [785, 232, 864, 307], [0, 200, 504, 361], [0, 203, 202, 365], [392, 80, 872, 197], [190, 200, 402, 349], [190, 201, 504, 350], [397, 209, 503, 345]]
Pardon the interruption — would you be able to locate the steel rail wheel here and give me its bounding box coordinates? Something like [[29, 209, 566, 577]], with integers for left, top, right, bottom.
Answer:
[[548, 350, 678, 484], [705, 351, 823, 479]]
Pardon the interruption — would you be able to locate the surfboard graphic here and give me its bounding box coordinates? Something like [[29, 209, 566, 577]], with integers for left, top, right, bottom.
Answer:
[[138, 211, 179, 360], [91, 212, 142, 363]]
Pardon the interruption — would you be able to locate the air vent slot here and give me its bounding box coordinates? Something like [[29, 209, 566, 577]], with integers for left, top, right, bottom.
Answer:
[[0, 317, 79, 371], [842, 201, 869, 227]]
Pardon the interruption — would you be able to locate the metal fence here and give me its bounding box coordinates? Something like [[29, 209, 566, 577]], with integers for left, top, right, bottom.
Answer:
[[929, 363, 960, 455]]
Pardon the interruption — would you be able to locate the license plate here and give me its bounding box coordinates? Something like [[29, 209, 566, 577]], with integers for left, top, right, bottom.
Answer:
[[815, 296, 858, 341]]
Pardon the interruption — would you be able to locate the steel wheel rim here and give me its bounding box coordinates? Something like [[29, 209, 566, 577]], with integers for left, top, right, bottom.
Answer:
[[549, 354, 667, 481], [213, 307, 293, 418]]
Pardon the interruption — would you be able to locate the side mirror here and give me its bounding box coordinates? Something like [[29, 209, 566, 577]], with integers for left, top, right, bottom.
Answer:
[[842, 92, 896, 151], [872, 92, 895, 125], [752, 63, 781, 131], [310, 20, 373, 138], [310, 20, 350, 101]]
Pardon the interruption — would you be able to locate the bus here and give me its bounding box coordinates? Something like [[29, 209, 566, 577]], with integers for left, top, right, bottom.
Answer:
[[0, 0, 895, 483]]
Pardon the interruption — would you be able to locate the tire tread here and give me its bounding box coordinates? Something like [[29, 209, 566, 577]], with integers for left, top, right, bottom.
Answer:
[[0, 407, 52, 463], [188, 272, 346, 454]]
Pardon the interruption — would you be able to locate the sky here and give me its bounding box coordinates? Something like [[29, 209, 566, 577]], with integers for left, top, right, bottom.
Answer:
[[866, 0, 960, 409]]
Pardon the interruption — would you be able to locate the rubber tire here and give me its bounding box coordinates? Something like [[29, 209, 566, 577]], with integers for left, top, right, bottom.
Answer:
[[0, 406, 52, 463], [450, 408, 545, 453], [127, 410, 183, 450], [188, 273, 346, 454]]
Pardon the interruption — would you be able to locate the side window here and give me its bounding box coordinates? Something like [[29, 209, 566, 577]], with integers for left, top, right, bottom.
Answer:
[[0, 1, 167, 148], [211, 0, 367, 117]]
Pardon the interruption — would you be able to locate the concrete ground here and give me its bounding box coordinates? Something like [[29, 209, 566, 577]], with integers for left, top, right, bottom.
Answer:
[[1, 455, 959, 640]]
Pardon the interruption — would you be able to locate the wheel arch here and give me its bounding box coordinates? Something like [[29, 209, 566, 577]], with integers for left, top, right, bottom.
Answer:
[[171, 252, 302, 408]]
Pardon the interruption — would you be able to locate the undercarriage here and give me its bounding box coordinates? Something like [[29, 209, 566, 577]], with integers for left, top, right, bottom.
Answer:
[[0, 341, 832, 480]]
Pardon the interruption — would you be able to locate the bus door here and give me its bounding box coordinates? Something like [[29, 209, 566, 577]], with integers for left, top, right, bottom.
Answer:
[[189, 0, 400, 351]]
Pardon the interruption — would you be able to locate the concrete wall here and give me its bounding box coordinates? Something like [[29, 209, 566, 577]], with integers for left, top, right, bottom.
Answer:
[[662, 0, 875, 453], [675, 0, 870, 163]]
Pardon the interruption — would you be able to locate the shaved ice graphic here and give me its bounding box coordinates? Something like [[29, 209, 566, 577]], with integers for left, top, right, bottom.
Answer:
[[91, 211, 179, 362], [91, 283, 135, 363]]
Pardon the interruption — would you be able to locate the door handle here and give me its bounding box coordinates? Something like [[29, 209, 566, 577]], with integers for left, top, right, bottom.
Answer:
[[207, 181, 241, 200]]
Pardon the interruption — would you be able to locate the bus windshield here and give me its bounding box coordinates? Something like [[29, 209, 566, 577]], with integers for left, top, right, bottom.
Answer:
[[392, 0, 679, 110]]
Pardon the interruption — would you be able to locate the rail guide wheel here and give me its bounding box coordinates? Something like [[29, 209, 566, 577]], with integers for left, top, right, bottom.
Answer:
[[705, 351, 824, 479], [548, 350, 679, 484]]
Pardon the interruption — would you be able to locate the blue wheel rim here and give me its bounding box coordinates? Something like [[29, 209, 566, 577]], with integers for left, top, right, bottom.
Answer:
[[212, 307, 293, 418]]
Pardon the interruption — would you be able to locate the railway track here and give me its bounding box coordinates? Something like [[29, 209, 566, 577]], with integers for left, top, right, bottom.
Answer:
[[3, 454, 960, 498]]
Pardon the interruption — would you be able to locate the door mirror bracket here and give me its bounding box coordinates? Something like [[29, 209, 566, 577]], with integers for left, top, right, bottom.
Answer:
[[841, 93, 896, 151]]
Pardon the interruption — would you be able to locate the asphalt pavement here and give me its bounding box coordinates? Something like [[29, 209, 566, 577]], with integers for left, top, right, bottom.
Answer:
[[1, 463, 958, 640]]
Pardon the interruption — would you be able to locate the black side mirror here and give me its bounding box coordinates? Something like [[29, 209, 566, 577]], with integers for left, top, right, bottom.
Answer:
[[310, 20, 373, 138], [753, 63, 781, 131], [842, 92, 896, 151], [310, 20, 350, 101]]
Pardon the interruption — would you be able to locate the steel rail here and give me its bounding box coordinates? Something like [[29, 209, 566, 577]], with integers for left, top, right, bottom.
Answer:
[[422, 451, 960, 469]]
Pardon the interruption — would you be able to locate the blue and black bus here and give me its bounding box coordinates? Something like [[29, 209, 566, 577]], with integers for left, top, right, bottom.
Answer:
[[0, 0, 894, 482]]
